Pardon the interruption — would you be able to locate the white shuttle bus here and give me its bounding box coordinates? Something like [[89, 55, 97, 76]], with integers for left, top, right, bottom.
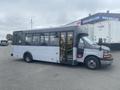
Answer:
[[11, 26, 113, 69]]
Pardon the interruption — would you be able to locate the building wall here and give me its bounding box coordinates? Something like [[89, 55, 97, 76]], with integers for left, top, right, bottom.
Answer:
[[82, 20, 120, 43], [93, 20, 110, 43], [110, 20, 120, 43], [81, 24, 94, 41]]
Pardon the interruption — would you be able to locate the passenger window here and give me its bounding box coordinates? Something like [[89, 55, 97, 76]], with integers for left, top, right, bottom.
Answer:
[[44, 33, 49, 46], [18, 40, 22, 44], [40, 33, 49, 46], [32, 34, 40, 45], [13, 33, 23, 45], [40, 33, 45, 45], [50, 32, 59, 46], [25, 34, 32, 45]]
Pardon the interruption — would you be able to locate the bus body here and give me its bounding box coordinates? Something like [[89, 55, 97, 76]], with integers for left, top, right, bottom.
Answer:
[[11, 26, 113, 69]]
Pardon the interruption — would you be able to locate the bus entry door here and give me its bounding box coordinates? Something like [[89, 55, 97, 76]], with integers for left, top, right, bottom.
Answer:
[[60, 32, 73, 64]]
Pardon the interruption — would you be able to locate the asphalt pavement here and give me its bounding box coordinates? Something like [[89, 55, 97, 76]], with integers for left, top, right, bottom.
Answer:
[[0, 46, 120, 90]]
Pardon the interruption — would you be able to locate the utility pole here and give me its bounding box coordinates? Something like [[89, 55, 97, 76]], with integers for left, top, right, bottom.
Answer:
[[30, 17, 33, 29]]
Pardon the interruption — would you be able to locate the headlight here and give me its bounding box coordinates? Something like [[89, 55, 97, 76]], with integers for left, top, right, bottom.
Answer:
[[103, 51, 112, 59]]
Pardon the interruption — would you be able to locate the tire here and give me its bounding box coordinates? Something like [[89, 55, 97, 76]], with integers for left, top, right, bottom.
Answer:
[[85, 56, 100, 70], [24, 53, 33, 63]]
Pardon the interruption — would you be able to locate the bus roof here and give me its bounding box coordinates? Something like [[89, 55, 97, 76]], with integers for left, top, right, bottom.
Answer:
[[13, 26, 80, 34]]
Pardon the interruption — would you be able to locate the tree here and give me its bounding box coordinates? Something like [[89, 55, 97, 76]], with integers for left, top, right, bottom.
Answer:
[[6, 34, 13, 41]]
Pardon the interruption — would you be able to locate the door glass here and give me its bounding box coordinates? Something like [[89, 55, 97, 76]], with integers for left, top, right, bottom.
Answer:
[[60, 32, 66, 61], [66, 32, 73, 60], [78, 38, 84, 49], [60, 32, 73, 62]]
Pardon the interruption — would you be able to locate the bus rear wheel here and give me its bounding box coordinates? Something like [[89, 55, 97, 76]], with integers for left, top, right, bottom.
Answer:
[[24, 53, 33, 63], [85, 56, 100, 70]]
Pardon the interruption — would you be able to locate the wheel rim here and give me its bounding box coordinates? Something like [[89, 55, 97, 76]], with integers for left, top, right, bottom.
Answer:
[[25, 57, 31, 62], [87, 60, 96, 69]]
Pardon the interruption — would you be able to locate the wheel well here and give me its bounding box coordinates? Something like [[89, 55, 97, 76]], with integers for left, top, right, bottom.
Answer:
[[23, 52, 32, 59], [84, 55, 100, 63]]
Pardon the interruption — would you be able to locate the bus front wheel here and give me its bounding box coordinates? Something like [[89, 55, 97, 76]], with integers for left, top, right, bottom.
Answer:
[[24, 53, 33, 63], [85, 56, 100, 70]]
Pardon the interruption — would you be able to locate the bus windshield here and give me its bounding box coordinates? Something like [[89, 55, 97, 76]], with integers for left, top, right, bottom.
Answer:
[[82, 37, 96, 45]]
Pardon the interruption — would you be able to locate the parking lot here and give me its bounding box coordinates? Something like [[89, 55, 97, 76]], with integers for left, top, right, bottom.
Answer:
[[0, 46, 120, 90]]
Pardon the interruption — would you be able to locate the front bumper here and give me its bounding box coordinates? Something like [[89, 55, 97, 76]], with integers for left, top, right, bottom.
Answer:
[[100, 58, 113, 66]]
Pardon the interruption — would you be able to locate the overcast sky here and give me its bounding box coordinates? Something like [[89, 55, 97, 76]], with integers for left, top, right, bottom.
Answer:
[[0, 0, 120, 39]]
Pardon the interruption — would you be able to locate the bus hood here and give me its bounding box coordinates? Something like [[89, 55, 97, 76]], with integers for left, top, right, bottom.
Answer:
[[101, 45, 110, 51], [92, 45, 110, 51]]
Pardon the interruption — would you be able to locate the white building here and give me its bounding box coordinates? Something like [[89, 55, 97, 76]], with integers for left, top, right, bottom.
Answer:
[[67, 12, 120, 44]]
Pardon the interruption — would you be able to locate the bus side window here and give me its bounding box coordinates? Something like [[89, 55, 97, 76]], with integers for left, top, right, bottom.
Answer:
[[13, 34, 19, 45], [40, 33, 49, 46], [25, 34, 32, 45], [40, 33, 45, 46], [32, 34, 40, 45], [13, 33, 23, 45], [44, 33, 49, 46], [50, 32, 59, 46]]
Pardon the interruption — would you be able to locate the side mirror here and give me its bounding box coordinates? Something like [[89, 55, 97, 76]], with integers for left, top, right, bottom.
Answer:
[[98, 38, 103, 45]]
